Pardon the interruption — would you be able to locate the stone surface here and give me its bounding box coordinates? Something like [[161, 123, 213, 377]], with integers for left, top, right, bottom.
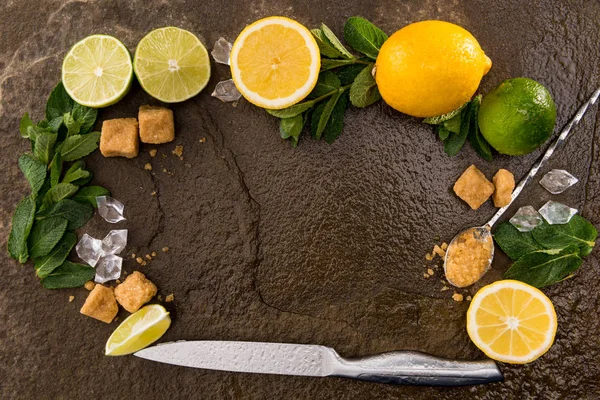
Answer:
[[1, 1, 600, 399]]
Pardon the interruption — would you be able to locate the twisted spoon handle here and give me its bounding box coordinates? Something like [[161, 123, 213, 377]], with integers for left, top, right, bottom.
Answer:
[[486, 87, 600, 228]]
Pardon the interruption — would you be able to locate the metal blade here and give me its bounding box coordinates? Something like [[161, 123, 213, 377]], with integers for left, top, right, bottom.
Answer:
[[135, 341, 332, 377]]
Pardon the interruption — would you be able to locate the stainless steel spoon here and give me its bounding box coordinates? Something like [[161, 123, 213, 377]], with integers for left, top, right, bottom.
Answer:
[[444, 87, 600, 287]]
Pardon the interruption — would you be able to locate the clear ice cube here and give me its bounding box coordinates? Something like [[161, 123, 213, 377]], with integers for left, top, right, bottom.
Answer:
[[211, 79, 242, 102], [211, 37, 232, 65], [539, 201, 578, 225], [97, 196, 126, 223], [101, 229, 128, 255], [94, 254, 123, 284], [509, 206, 543, 232], [539, 169, 579, 194], [75, 234, 103, 267]]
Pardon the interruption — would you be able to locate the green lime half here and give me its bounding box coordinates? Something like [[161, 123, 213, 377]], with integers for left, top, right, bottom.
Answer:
[[62, 35, 133, 108], [134, 27, 211, 103], [478, 77, 556, 156]]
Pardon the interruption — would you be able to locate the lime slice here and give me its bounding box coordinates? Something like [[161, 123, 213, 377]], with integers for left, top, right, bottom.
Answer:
[[105, 304, 171, 356], [134, 27, 211, 103], [62, 35, 133, 108]]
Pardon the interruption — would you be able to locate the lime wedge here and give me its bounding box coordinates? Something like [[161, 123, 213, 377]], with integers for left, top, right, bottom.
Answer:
[[105, 304, 171, 356], [62, 35, 133, 108], [134, 27, 211, 103]]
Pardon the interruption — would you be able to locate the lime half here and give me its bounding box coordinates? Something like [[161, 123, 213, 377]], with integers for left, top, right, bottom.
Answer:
[[62, 35, 133, 108], [105, 304, 171, 356], [134, 27, 211, 103]]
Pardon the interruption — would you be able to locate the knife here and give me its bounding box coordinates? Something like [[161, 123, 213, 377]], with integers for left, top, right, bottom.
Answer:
[[135, 341, 503, 386]]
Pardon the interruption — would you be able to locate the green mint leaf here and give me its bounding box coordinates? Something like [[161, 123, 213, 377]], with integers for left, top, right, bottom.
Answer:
[[37, 199, 93, 230], [60, 132, 100, 162], [343, 16, 388, 60], [309, 71, 341, 98], [47, 116, 64, 133], [72, 186, 111, 207], [62, 161, 90, 184], [321, 23, 354, 59], [70, 169, 93, 186], [311, 29, 344, 58], [18, 153, 47, 195], [72, 102, 98, 134], [423, 102, 469, 125], [338, 64, 366, 86], [320, 59, 357, 71], [20, 113, 34, 138], [466, 95, 493, 161], [532, 216, 598, 257], [7, 195, 37, 263], [42, 183, 79, 209], [27, 216, 68, 259], [41, 260, 95, 289], [312, 90, 343, 140], [34, 232, 77, 278], [504, 245, 582, 288], [35, 177, 51, 210], [46, 82, 74, 121], [442, 113, 462, 134], [279, 114, 304, 144], [349, 64, 380, 108], [33, 131, 57, 165], [50, 153, 63, 187], [437, 125, 450, 142], [323, 92, 349, 144], [493, 222, 543, 260], [266, 101, 315, 118], [444, 102, 472, 156], [63, 112, 81, 136]]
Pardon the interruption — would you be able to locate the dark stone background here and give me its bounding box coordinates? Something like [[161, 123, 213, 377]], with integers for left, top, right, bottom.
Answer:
[[1, 0, 599, 398]]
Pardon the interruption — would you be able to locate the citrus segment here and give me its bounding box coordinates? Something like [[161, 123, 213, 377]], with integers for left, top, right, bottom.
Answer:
[[105, 304, 171, 356], [134, 27, 210, 103], [466, 280, 557, 364], [230, 17, 320, 109], [62, 35, 133, 108]]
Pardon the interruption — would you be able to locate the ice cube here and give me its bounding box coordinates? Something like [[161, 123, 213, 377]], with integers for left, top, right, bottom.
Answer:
[[211, 37, 232, 65], [97, 196, 126, 223], [94, 254, 123, 284], [101, 229, 128, 255], [539, 201, 578, 225], [539, 169, 579, 194], [75, 234, 103, 267], [211, 79, 242, 102], [509, 206, 543, 232]]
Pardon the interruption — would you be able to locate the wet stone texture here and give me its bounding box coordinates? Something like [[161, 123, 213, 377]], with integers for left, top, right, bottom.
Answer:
[[1, 0, 600, 399]]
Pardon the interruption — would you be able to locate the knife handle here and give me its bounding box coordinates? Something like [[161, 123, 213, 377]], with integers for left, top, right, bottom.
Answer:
[[328, 350, 503, 386]]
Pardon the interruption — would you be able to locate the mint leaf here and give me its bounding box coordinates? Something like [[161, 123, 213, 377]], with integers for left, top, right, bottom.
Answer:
[[467, 96, 493, 161], [320, 59, 357, 71], [442, 113, 462, 134], [311, 29, 344, 58], [46, 82, 74, 121], [41, 260, 95, 289], [35, 177, 51, 210], [60, 132, 100, 161], [343, 16, 388, 60], [338, 64, 366, 85], [444, 102, 471, 156], [423, 102, 469, 125], [72, 102, 98, 134], [266, 101, 315, 118], [34, 232, 77, 278], [532, 216, 597, 257], [42, 183, 78, 209], [47, 116, 64, 133], [309, 71, 341, 98], [27, 216, 68, 259], [321, 24, 354, 59], [50, 153, 62, 187], [72, 186, 111, 207], [312, 90, 343, 140], [349, 64, 380, 108], [63, 112, 81, 136], [7, 195, 36, 263], [37, 199, 93, 230], [493, 222, 543, 260], [437, 125, 450, 141], [280, 114, 304, 147], [33, 131, 57, 165], [323, 92, 349, 144], [504, 245, 582, 288], [18, 153, 47, 195], [62, 161, 90, 184], [20, 113, 34, 138]]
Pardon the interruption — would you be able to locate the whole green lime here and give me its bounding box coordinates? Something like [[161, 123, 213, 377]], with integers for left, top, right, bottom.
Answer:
[[478, 78, 556, 156]]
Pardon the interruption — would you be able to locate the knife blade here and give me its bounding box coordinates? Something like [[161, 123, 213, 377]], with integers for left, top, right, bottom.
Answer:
[[135, 341, 503, 386]]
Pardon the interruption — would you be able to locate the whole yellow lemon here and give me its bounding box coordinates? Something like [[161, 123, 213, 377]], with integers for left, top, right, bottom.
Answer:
[[375, 20, 492, 118]]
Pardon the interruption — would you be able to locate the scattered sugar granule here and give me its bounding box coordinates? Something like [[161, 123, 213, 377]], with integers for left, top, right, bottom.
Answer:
[[84, 281, 95, 291], [427, 268, 435, 276], [151, 251, 157, 257], [452, 293, 464, 302], [165, 294, 174, 303], [144, 163, 152, 171], [172, 145, 184, 158], [433, 245, 445, 258], [441, 242, 449, 251], [149, 149, 157, 157], [162, 247, 169, 253], [69, 296, 75, 302], [199, 137, 206, 143], [425, 253, 433, 261]]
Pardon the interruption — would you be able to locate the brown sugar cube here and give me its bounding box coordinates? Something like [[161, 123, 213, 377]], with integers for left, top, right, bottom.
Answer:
[[80, 285, 118, 324], [492, 169, 515, 208], [100, 118, 139, 158], [114, 271, 157, 313], [138, 105, 175, 144], [453, 165, 495, 210]]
